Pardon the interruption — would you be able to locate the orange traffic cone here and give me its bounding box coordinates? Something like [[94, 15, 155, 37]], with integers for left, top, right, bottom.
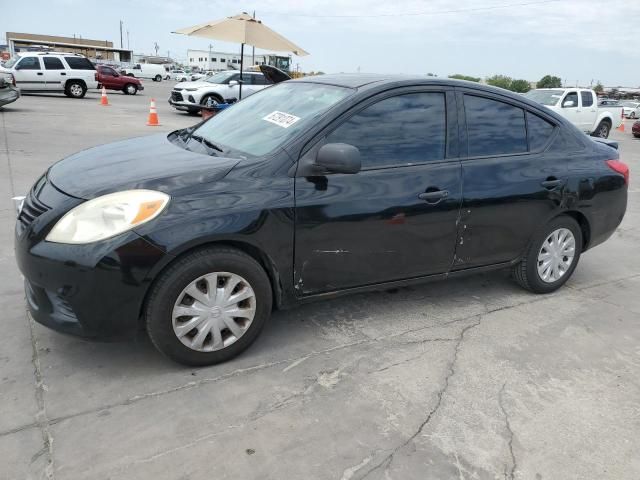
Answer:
[[146, 98, 160, 126], [100, 86, 109, 106], [618, 112, 625, 132]]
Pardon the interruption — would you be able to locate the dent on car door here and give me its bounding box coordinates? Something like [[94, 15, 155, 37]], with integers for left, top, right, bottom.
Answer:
[[453, 91, 567, 269], [294, 89, 462, 295]]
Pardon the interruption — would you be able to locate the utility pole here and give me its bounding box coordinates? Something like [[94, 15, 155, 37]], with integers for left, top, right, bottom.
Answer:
[[251, 11, 256, 67], [119, 20, 123, 48], [126, 30, 130, 50], [154, 42, 159, 56], [209, 43, 213, 71]]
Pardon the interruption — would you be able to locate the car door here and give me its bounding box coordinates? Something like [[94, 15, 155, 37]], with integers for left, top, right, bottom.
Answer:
[[41, 56, 66, 90], [559, 90, 584, 131], [294, 87, 462, 294], [579, 90, 597, 130], [452, 90, 568, 269], [98, 66, 118, 89], [12, 56, 45, 90]]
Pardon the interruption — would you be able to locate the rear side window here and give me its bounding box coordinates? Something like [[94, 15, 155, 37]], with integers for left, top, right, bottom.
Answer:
[[581, 91, 593, 107], [326, 92, 447, 169], [252, 74, 268, 85], [527, 112, 555, 151], [16, 57, 41, 70], [464, 95, 527, 156], [64, 57, 95, 70], [43, 57, 64, 70]]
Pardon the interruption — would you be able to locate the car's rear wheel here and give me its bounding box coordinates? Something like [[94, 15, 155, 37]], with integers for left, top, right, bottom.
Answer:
[[123, 83, 138, 95], [592, 120, 611, 138], [64, 81, 87, 99], [512, 215, 582, 293], [154, 75, 162, 82], [145, 247, 272, 366], [180, 78, 187, 82]]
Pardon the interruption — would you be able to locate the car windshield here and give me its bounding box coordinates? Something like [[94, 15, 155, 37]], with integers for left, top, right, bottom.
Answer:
[[205, 72, 237, 84], [3, 58, 19, 68], [192, 82, 353, 157], [523, 89, 565, 106]]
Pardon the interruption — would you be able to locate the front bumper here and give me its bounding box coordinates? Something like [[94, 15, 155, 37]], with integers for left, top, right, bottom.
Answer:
[[0, 86, 20, 107], [14, 178, 169, 339]]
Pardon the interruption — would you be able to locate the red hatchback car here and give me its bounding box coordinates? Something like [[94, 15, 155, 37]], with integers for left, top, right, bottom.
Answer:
[[96, 65, 144, 95]]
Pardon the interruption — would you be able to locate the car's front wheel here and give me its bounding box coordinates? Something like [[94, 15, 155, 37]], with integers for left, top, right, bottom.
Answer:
[[512, 215, 582, 293], [145, 247, 272, 366], [154, 75, 162, 82], [123, 83, 138, 95]]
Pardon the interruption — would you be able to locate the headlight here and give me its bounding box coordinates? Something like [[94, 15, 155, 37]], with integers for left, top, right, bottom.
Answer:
[[46, 190, 170, 244]]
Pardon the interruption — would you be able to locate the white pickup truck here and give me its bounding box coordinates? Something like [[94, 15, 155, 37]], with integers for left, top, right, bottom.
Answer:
[[524, 88, 623, 138]]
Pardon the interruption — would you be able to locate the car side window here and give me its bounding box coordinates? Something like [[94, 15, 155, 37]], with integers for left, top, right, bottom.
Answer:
[[464, 95, 527, 157], [64, 57, 95, 70], [581, 91, 593, 107], [326, 92, 447, 169], [562, 92, 578, 108], [102, 67, 117, 76], [16, 57, 41, 70], [226, 74, 240, 84], [527, 112, 555, 151], [252, 74, 267, 85], [43, 57, 64, 70]]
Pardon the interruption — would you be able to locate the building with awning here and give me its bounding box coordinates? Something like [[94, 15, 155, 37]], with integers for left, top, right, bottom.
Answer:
[[6, 32, 132, 62]]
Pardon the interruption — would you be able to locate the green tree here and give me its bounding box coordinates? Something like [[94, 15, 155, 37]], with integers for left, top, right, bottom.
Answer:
[[510, 79, 531, 93], [448, 74, 481, 82], [486, 75, 513, 90], [536, 75, 562, 88], [593, 82, 604, 93]]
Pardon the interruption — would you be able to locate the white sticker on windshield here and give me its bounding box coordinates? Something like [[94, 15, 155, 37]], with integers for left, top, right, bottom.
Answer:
[[262, 111, 301, 128]]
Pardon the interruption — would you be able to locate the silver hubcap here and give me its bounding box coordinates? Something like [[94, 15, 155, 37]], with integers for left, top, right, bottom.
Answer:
[[70, 84, 82, 96], [537, 228, 576, 283], [205, 97, 218, 107], [172, 272, 256, 352], [127, 85, 135, 94]]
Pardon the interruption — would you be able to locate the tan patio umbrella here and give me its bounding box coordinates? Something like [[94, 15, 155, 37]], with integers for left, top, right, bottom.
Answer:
[[173, 13, 309, 99]]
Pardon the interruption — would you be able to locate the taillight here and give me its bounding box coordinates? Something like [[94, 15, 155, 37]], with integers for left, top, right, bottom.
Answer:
[[606, 159, 629, 185], [95, 73, 98, 81]]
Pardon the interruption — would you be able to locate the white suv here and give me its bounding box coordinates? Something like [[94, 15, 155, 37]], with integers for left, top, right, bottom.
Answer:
[[0, 52, 99, 98], [169, 70, 273, 113]]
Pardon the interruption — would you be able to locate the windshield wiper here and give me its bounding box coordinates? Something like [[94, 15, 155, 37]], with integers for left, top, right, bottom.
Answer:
[[189, 134, 225, 153]]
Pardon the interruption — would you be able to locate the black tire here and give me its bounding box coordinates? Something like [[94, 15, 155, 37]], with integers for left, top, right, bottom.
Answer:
[[201, 94, 223, 108], [512, 215, 582, 294], [180, 78, 187, 82], [592, 120, 611, 139], [145, 247, 273, 366], [154, 74, 162, 82], [123, 83, 138, 95], [64, 80, 87, 99], [634, 134, 640, 138], [631, 112, 637, 119]]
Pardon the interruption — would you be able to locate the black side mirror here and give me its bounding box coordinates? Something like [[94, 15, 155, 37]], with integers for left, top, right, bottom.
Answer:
[[315, 143, 361, 174]]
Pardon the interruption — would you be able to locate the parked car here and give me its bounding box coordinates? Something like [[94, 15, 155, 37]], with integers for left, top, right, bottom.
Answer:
[[598, 98, 620, 107], [14, 76, 629, 366], [169, 70, 275, 114], [632, 120, 640, 138], [621, 101, 640, 119], [524, 88, 623, 138], [96, 65, 144, 95], [121, 63, 167, 82], [0, 52, 98, 98], [174, 70, 191, 82], [0, 72, 20, 107]]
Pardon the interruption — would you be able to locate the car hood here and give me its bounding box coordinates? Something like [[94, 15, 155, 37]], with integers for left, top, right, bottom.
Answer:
[[174, 81, 215, 89], [48, 133, 240, 200]]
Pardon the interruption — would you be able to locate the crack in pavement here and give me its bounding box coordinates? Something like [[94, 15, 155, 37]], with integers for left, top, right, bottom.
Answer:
[[28, 314, 55, 479], [357, 316, 483, 480], [498, 383, 517, 480]]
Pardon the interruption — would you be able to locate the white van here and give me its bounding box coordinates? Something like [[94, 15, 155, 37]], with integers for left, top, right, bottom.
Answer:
[[121, 64, 167, 82]]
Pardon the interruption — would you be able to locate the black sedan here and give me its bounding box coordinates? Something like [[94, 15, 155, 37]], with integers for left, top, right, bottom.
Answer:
[[15, 75, 629, 366]]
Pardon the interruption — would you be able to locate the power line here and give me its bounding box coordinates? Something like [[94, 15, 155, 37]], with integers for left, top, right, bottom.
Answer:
[[259, 0, 562, 18]]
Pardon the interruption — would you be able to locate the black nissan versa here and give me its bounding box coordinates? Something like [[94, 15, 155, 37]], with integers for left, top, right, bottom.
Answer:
[[14, 75, 629, 366]]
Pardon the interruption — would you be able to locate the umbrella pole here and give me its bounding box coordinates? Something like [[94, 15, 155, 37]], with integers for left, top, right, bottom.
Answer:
[[239, 42, 244, 100]]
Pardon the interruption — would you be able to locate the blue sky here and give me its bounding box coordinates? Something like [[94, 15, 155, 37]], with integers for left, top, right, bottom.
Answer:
[[3, 0, 639, 86]]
